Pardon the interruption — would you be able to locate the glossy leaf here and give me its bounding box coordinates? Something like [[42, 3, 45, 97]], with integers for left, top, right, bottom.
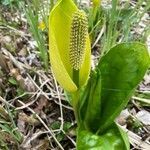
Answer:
[[97, 43, 150, 133], [79, 70, 102, 132], [49, 0, 91, 92], [77, 123, 130, 150]]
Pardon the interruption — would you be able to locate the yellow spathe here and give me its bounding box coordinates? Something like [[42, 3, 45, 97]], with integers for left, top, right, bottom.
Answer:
[[49, 0, 91, 92]]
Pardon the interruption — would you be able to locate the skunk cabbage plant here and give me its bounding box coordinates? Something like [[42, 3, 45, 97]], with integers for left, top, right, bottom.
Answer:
[[49, 0, 150, 149], [49, 0, 91, 93]]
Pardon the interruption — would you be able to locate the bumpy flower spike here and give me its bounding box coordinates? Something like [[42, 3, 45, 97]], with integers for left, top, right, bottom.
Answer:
[[70, 10, 88, 70], [69, 10, 88, 87]]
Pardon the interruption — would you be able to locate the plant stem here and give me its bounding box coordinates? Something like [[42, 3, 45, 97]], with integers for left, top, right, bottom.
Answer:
[[72, 90, 80, 124], [72, 68, 80, 124], [73, 69, 79, 88]]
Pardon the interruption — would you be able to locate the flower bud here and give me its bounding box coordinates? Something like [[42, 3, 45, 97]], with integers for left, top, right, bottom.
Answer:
[[92, 0, 101, 7]]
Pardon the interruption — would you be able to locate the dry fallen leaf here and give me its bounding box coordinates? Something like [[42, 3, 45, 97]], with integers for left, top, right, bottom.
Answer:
[[136, 110, 150, 126], [18, 112, 39, 126]]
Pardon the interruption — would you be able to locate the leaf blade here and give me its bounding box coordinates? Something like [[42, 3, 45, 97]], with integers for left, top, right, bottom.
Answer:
[[77, 123, 129, 150], [97, 42, 150, 133]]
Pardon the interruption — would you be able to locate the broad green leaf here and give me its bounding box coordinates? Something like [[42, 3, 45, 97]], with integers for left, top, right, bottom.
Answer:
[[77, 123, 129, 150], [79, 70, 101, 132], [49, 0, 91, 92], [97, 43, 150, 133]]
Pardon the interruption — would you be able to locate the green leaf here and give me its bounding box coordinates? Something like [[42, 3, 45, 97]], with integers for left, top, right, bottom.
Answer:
[[79, 70, 101, 132], [77, 123, 130, 150], [8, 77, 17, 85], [97, 42, 150, 133]]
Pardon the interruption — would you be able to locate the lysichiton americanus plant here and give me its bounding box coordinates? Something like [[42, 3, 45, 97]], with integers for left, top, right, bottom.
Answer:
[[49, 0, 91, 93], [49, 0, 150, 149]]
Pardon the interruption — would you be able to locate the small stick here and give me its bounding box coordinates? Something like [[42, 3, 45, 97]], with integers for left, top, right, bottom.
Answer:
[[53, 74, 64, 131], [0, 96, 15, 108]]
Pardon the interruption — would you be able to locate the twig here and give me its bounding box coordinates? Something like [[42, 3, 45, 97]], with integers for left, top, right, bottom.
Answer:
[[0, 96, 15, 108], [53, 74, 64, 131], [62, 130, 76, 146], [26, 73, 50, 100], [54, 100, 73, 111]]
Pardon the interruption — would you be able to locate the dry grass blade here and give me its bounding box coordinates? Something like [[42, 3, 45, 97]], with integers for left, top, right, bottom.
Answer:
[[53, 74, 64, 131], [132, 96, 150, 105], [0, 96, 15, 108]]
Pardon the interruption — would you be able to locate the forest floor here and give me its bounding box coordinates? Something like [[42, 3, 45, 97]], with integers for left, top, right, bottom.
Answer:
[[0, 0, 150, 150]]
